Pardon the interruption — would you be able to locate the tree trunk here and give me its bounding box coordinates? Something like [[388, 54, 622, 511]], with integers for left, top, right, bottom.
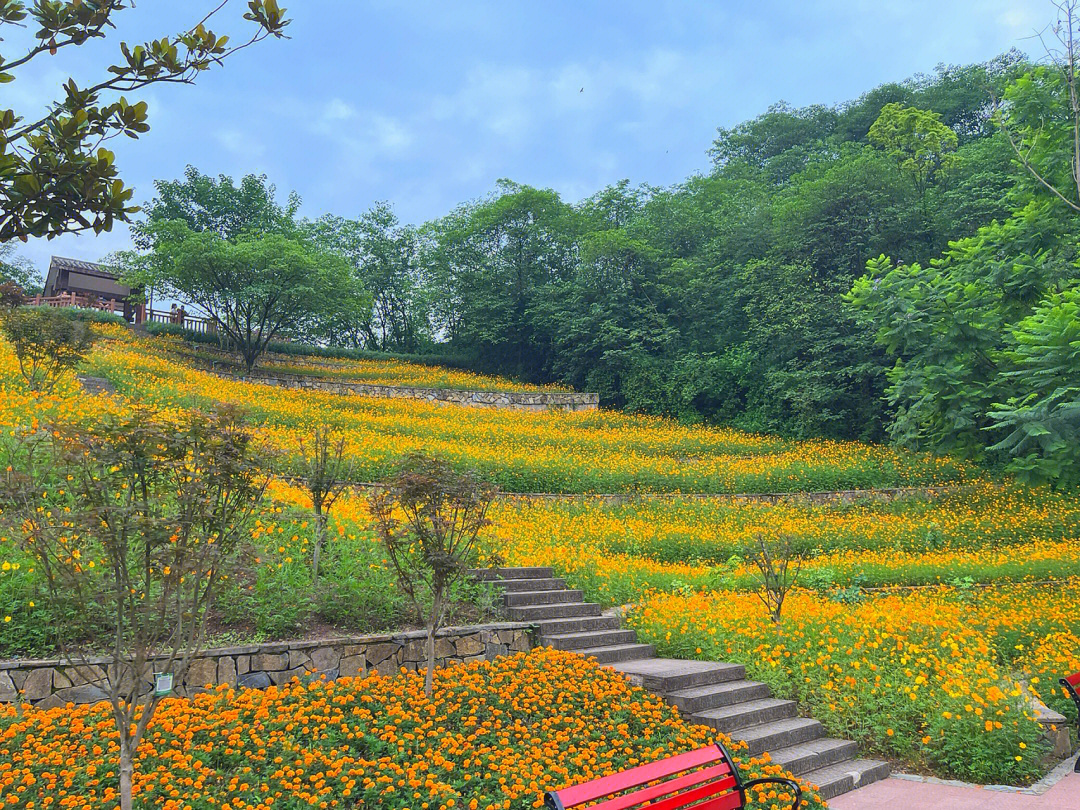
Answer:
[[423, 591, 441, 698], [312, 512, 323, 582], [119, 738, 134, 810]]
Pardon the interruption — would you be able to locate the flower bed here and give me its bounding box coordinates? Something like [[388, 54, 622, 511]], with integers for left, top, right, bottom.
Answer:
[[0, 648, 822, 809], [627, 584, 1080, 785]]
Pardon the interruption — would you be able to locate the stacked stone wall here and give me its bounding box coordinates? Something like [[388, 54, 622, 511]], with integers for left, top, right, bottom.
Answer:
[[225, 370, 600, 412], [0, 623, 533, 708]]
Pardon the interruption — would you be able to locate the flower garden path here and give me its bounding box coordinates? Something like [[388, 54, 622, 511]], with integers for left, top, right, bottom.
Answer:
[[474, 566, 892, 802]]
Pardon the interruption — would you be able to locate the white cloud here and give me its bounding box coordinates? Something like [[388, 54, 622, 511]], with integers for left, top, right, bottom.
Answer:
[[323, 98, 358, 122], [215, 129, 265, 158]]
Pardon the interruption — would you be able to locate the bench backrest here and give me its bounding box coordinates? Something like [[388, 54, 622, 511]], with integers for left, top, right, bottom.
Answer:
[[545, 745, 743, 810]]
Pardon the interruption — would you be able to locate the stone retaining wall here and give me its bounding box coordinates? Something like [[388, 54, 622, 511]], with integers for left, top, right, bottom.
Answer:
[[225, 370, 600, 412], [0, 623, 533, 709]]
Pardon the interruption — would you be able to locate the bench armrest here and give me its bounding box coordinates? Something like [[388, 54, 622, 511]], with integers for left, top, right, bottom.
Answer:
[[740, 776, 803, 810]]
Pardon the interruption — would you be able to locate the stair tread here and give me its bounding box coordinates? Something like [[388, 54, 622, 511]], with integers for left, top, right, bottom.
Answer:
[[509, 602, 600, 612], [765, 738, 858, 775], [694, 697, 796, 719], [610, 658, 742, 677], [800, 759, 891, 799], [493, 578, 567, 589], [532, 616, 621, 631], [544, 629, 636, 641], [667, 679, 768, 699], [578, 643, 656, 655], [506, 589, 581, 596], [768, 738, 857, 761], [736, 716, 822, 742]]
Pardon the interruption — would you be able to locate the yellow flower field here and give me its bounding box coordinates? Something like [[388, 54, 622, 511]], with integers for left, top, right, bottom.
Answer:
[[0, 327, 969, 493], [488, 484, 1080, 601], [626, 584, 1080, 785], [155, 334, 571, 392]]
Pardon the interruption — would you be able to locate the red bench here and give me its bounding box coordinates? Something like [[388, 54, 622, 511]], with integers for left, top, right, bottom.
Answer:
[[544, 742, 801, 810], [1061, 671, 1080, 772]]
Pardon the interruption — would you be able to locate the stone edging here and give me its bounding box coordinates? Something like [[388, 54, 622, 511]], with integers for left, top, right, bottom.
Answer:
[[890, 752, 1079, 795], [216, 369, 599, 412], [0, 622, 534, 708]]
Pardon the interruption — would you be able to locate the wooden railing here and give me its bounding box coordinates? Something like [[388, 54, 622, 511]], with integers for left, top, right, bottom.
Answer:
[[28, 293, 128, 316], [146, 308, 217, 334]]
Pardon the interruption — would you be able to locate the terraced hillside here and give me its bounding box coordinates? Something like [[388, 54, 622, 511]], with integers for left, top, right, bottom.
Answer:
[[0, 326, 1075, 796]]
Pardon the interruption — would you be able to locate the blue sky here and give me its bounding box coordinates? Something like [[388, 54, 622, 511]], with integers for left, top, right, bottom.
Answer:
[[9, 0, 1049, 278]]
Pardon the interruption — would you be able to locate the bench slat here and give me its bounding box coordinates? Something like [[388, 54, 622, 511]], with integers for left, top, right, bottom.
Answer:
[[553, 746, 727, 808], [689, 794, 745, 810], [589, 768, 736, 810], [1063, 671, 1080, 688], [622, 775, 742, 810]]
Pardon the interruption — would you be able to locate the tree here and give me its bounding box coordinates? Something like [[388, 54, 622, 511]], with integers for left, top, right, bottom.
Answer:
[[370, 454, 498, 697], [997, 1, 1080, 213], [309, 204, 432, 352], [868, 103, 960, 198], [739, 533, 811, 624], [987, 288, 1080, 484], [0, 243, 40, 292], [2, 406, 267, 810], [137, 165, 300, 242], [297, 425, 352, 582], [127, 222, 365, 370], [0, 306, 92, 393], [0, 1, 289, 243]]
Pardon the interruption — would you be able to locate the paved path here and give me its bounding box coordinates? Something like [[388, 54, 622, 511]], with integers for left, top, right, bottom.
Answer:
[[831, 767, 1079, 809]]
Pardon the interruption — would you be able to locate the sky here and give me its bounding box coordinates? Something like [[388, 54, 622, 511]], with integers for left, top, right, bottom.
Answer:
[[7, 0, 1052, 279]]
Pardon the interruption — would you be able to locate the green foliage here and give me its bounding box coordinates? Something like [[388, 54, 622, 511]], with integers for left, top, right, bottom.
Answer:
[[0, 2, 288, 243], [847, 192, 1080, 480], [988, 289, 1080, 484], [309, 204, 433, 352], [406, 56, 1028, 442], [119, 168, 368, 371], [0, 243, 40, 292], [868, 103, 960, 196], [0, 306, 92, 392]]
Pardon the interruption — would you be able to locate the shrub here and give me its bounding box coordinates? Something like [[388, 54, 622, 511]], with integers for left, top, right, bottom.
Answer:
[[1, 307, 92, 393], [1, 405, 267, 810], [370, 452, 499, 696]]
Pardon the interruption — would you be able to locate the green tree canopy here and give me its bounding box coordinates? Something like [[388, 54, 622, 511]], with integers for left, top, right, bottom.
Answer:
[[868, 103, 960, 197]]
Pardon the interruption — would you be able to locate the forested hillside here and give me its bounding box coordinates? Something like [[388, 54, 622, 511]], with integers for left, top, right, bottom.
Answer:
[[413, 54, 1029, 444]]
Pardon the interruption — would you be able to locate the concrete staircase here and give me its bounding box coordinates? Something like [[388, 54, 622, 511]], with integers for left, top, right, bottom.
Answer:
[[475, 566, 890, 801]]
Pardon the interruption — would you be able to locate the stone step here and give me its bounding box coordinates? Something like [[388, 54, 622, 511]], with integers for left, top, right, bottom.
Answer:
[[470, 566, 554, 581], [543, 629, 639, 651], [533, 615, 623, 636], [507, 602, 602, 621], [610, 658, 746, 693], [801, 759, 891, 801], [691, 698, 798, 732], [766, 738, 859, 777], [737, 717, 824, 757], [576, 643, 657, 664], [503, 589, 584, 607], [664, 679, 772, 713], [490, 577, 568, 592]]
